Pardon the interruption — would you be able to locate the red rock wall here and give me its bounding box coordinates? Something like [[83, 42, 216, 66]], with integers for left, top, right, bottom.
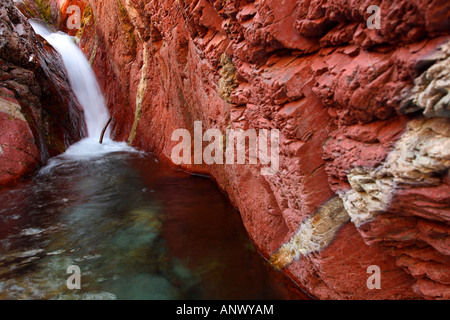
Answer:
[[52, 0, 449, 299], [0, 0, 86, 186]]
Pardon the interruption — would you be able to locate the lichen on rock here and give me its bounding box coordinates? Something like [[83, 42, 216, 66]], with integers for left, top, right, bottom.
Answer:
[[270, 197, 350, 269], [218, 54, 238, 103], [340, 117, 450, 227], [401, 42, 450, 118], [34, 0, 53, 23]]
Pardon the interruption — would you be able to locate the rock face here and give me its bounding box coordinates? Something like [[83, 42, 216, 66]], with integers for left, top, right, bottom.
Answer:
[[0, 0, 85, 186], [45, 0, 449, 299]]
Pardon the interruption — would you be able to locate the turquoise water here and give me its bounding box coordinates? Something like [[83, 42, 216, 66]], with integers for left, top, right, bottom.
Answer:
[[0, 149, 298, 299]]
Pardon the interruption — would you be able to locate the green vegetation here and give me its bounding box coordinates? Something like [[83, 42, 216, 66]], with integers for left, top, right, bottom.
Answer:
[[34, 0, 53, 24], [117, 0, 137, 54], [76, 3, 94, 39]]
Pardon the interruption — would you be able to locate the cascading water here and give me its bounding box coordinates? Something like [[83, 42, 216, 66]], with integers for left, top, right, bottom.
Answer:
[[30, 20, 109, 140], [26, 21, 137, 174], [29, 20, 134, 164]]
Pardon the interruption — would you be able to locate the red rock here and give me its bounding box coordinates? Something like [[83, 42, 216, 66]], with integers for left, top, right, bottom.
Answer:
[[287, 222, 420, 299], [44, 0, 450, 299], [0, 111, 40, 185]]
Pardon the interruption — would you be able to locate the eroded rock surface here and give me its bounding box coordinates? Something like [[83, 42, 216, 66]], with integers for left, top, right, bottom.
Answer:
[[41, 0, 449, 299]]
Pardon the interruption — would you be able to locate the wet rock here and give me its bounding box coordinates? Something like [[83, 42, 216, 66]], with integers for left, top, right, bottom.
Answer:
[[0, 0, 85, 186]]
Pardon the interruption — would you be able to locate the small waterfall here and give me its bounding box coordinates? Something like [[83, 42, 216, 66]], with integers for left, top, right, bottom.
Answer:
[[29, 21, 134, 161], [30, 20, 110, 140]]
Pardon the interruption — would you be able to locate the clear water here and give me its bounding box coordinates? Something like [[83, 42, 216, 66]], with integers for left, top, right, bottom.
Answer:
[[0, 150, 297, 299]]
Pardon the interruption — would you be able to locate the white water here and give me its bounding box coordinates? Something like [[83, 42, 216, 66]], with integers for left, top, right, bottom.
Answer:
[[30, 21, 109, 139], [29, 20, 136, 162]]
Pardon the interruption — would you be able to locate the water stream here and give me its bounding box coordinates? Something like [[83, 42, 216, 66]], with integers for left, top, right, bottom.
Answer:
[[0, 22, 298, 299], [30, 20, 110, 140]]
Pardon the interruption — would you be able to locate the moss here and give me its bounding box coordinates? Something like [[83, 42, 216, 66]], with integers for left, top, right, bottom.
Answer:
[[34, 0, 53, 24], [76, 3, 94, 39], [117, 0, 137, 54], [117, 0, 129, 21], [23, 1, 38, 18], [14, 0, 44, 19]]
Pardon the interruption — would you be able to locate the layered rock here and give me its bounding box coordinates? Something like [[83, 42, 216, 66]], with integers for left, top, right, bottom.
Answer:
[[45, 0, 449, 299], [0, 0, 85, 186]]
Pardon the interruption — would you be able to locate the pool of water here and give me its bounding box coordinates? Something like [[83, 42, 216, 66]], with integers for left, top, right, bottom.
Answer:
[[0, 145, 301, 300]]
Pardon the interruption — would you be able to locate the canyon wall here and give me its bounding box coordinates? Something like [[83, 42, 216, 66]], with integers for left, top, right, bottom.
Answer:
[[33, 0, 450, 299], [0, 0, 86, 186]]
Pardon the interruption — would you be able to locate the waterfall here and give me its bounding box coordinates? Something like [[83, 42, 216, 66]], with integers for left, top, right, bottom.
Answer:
[[30, 20, 110, 140], [29, 21, 135, 162]]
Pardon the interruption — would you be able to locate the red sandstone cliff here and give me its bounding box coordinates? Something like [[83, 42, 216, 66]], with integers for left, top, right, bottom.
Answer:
[[0, 0, 86, 186], [23, 0, 450, 299]]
